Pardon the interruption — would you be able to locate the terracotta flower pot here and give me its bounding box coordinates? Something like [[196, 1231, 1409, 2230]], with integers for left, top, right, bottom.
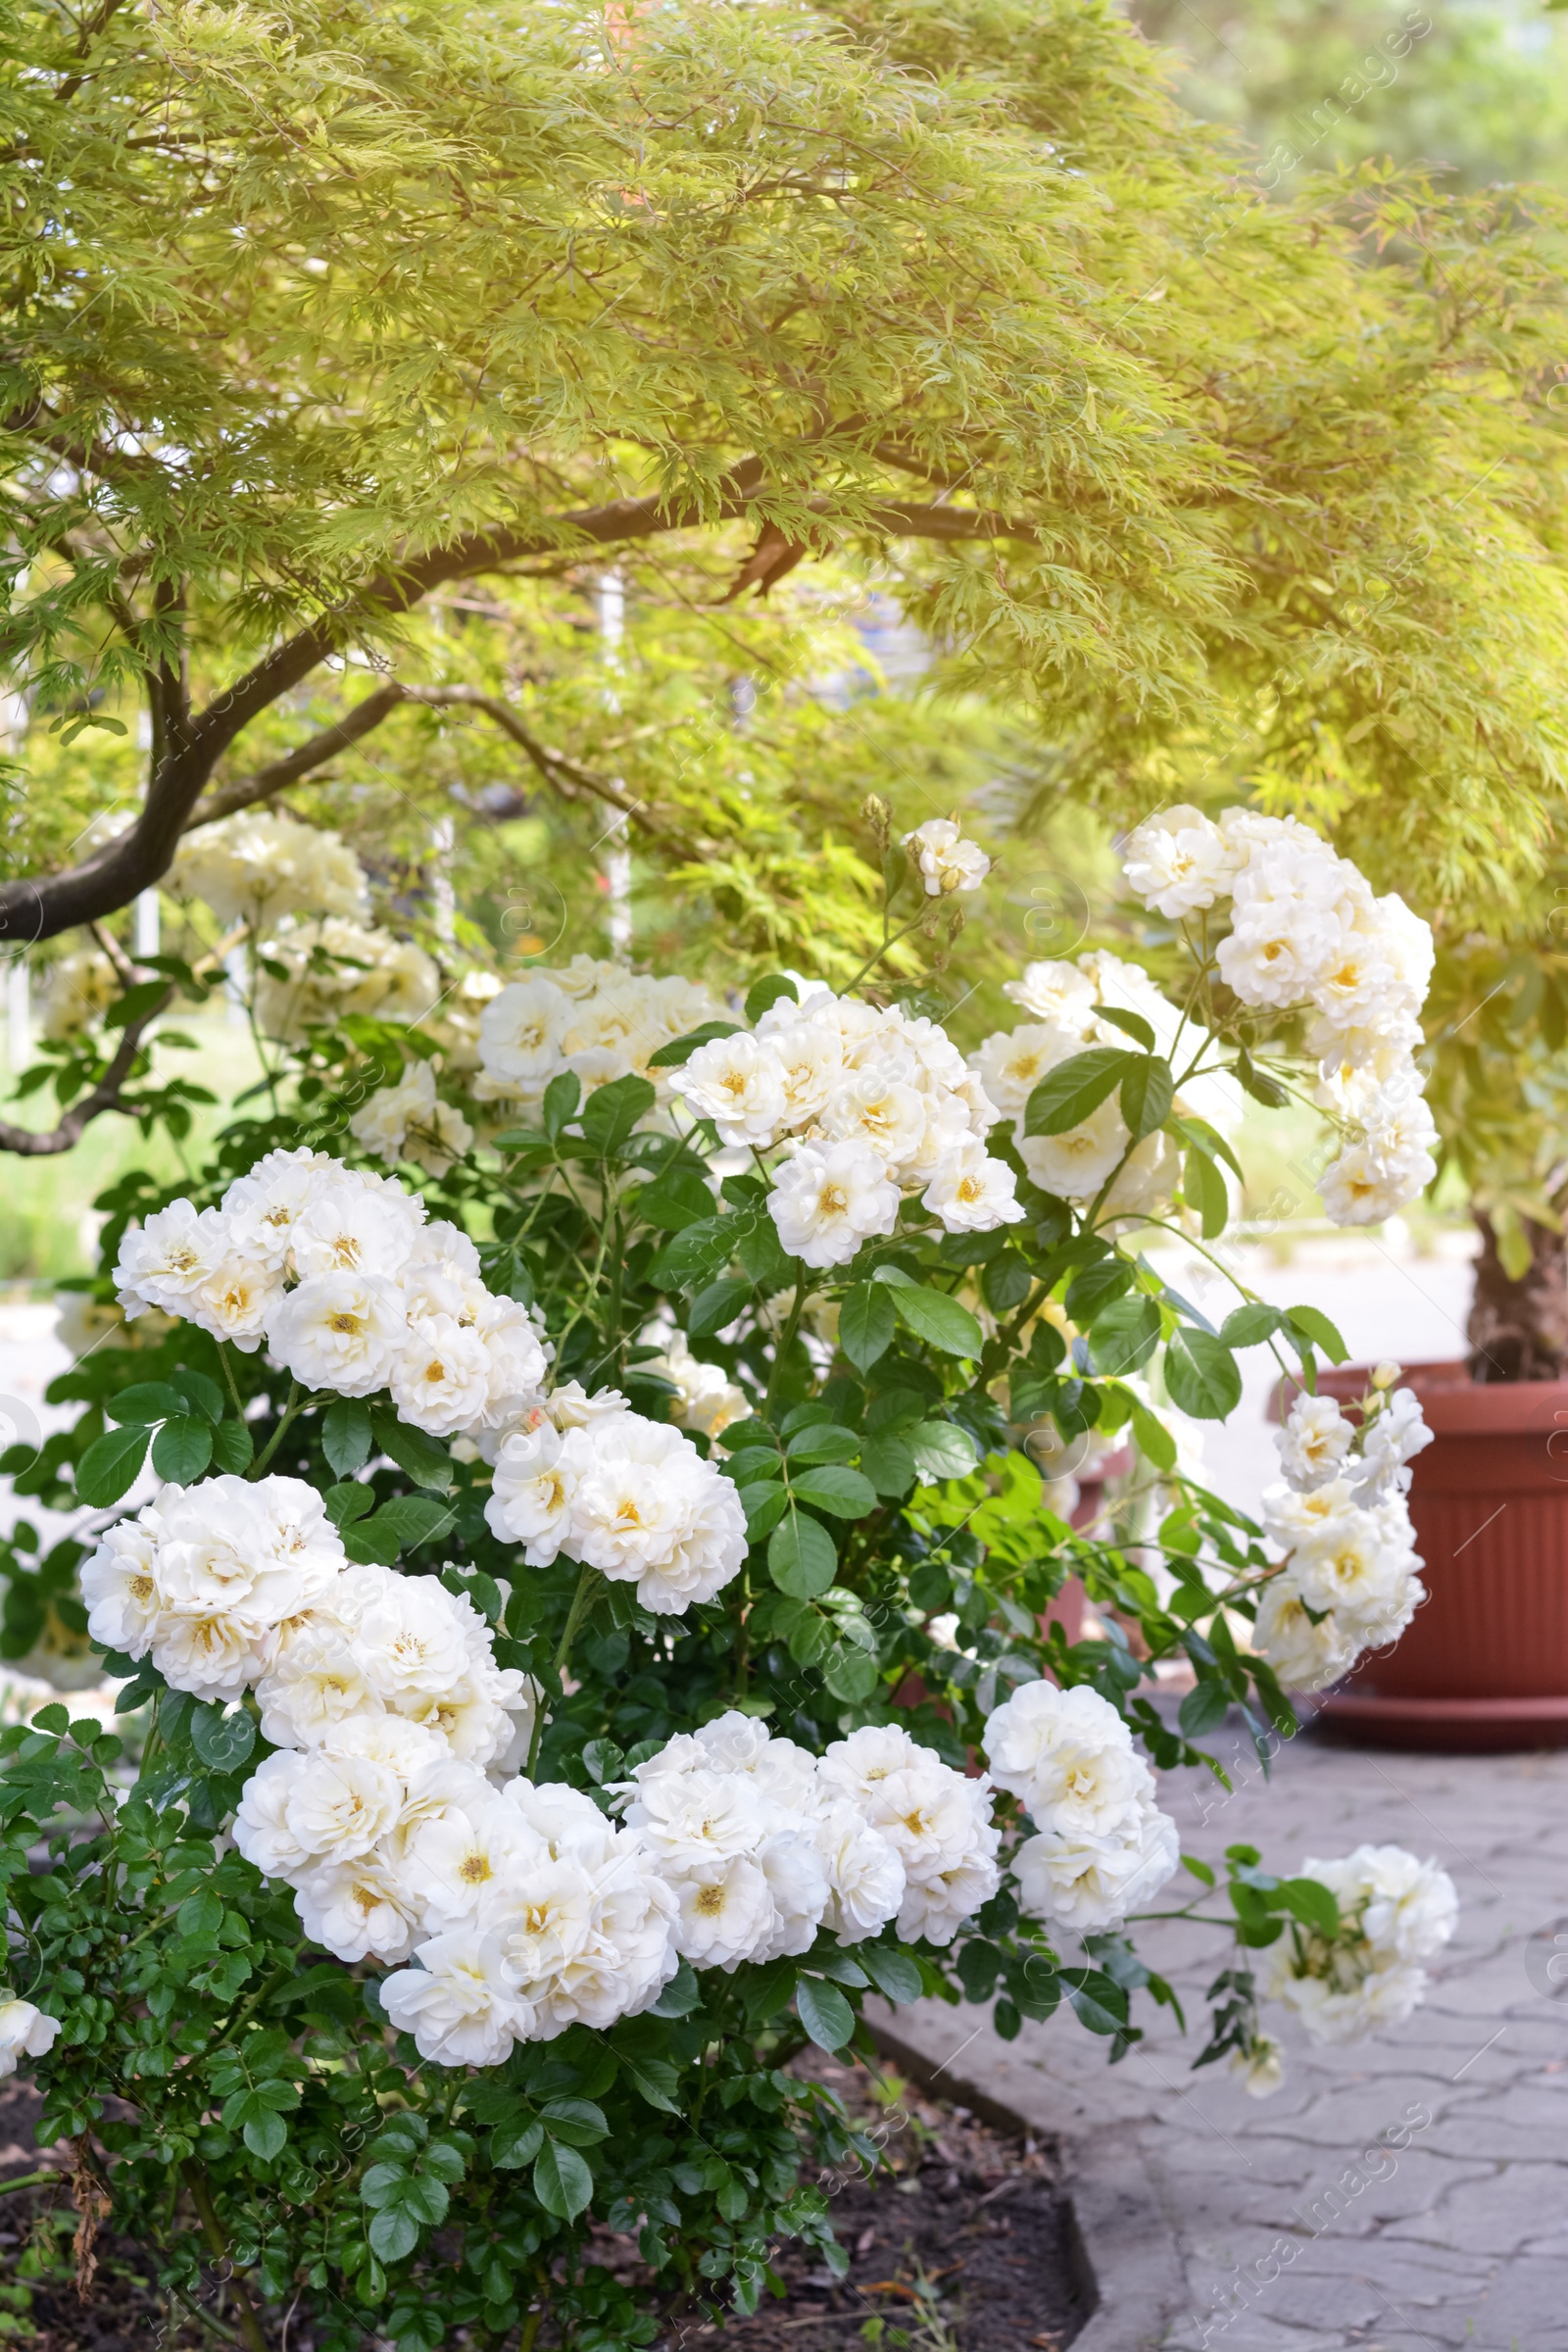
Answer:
[[1278, 1360, 1568, 1751]]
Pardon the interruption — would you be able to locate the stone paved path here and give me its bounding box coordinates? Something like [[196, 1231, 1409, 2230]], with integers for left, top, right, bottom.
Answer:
[[883, 1721, 1568, 2352]]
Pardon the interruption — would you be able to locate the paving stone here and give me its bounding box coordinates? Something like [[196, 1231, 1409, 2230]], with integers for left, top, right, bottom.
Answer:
[[877, 1728, 1568, 2350]]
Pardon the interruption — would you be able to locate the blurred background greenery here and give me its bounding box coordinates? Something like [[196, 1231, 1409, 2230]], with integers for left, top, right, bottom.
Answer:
[[3, 0, 1564, 1290]]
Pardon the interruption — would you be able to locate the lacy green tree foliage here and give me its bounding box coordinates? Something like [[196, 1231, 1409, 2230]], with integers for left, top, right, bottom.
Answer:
[[4, 0, 1568, 979], [0, 820, 1460, 2347]]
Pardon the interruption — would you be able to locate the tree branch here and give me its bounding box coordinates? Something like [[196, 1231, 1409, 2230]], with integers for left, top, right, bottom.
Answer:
[[0, 988, 171, 1156], [0, 469, 1034, 946], [185, 682, 700, 857]]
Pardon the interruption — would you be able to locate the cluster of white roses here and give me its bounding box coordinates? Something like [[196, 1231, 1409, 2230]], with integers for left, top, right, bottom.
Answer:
[[81, 1473, 534, 1752], [971, 949, 1233, 1217], [237, 1701, 1003, 2068], [113, 1150, 549, 1442], [1268, 1843, 1457, 2046], [348, 1057, 475, 1177], [615, 1712, 1002, 1962], [476, 956, 724, 1110], [671, 986, 1021, 1270], [255, 916, 442, 1046], [1123, 806, 1438, 1226], [982, 1681, 1181, 1931], [171, 808, 368, 933], [1253, 1369, 1433, 1692], [484, 1380, 749, 1615]]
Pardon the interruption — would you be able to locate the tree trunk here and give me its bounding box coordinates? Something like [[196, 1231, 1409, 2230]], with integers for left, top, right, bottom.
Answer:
[[1467, 1210, 1568, 1382]]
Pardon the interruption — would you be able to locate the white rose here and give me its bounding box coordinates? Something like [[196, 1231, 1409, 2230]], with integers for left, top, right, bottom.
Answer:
[[382, 1928, 530, 2067], [904, 817, 990, 896], [670, 1033, 788, 1148], [113, 1200, 230, 1320], [485, 1424, 576, 1565], [1276, 1393, 1355, 1490], [983, 1682, 1150, 1838], [293, 1857, 421, 1965], [267, 1270, 406, 1396], [289, 1173, 424, 1281], [1122, 806, 1237, 917], [0, 1996, 62, 2081], [921, 1141, 1025, 1233], [768, 1139, 901, 1269], [390, 1313, 493, 1436]]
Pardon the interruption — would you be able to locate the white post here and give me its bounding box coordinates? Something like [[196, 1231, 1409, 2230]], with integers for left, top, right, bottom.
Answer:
[[596, 570, 633, 958], [6, 959, 28, 1072], [430, 814, 457, 948], [134, 890, 160, 962]]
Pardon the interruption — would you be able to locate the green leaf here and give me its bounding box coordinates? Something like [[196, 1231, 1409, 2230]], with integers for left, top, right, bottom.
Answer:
[[151, 1414, 214, 1484], [859, 1433, 916, 1495], [646, 1020, 741, 1069], [370, 1409, 454, 1493], [839, 1282, 896, 1373], [541, 1070, 581, 1135], [190, 1705, 256, 1771], [649, 1215, 736, 1291], [341, 1516, 402, 1567], [1119, 1055, 1174, 1139], [784, 1424, 859, 1465], [1090, 1295, 1161, 1376], [1164, 1329, 1243, 1421], [1234, 1050, 1289, 1108], [743, 974, 798, 1025], [790, 1465, 877, 1518], [767, 1509, 837, 1599], [634, 1168, 716, 1232], [242, 2105, 288, 2161], [322, 1397, 374, 1477], [1023, 1049, 1131, 1137], [375, 1494, 458, 1550], [1173, 1113, 1245, 1184], [1094, 1004, 1157, 1051], [823, 1644, 879, 1702], [74, 1423, 151, 1506], [980, 1250, 1032, 1313], [1064, 1256, 1133, 1325], [739, 1482, 789, 1540], [177, 1886, 223, 1937], [492, 2118, 545, 2170], [1183, 1145, 1228, 1241], [856, 1945, 923, 2005], [882, 1281, 984, 1359], [907, 1421, 978, 1484], [101, 978, 167, 1030], [210, 1417, 255, 1473], [533, 2140, 594, 2223], [688, 1277, 752, 1338], [1220, 1303, 1282, 1349], [796, 1976, 856, 2052], [1282, 1305, 1349, 1364], [1128, 1399, 1178, 1473], [538, 2097, 608, 2146], [579, 1074, 657, 1153], [1278, 1877, 1341, 1937], [651, 1958, 700, 2017], [323, 1480, 376, 1527], [106, 1381, 186, 1426], [367, 2207, 419, 2263], [172, 1368, 225, 1424], [1179, 1680, 1231, 1736]]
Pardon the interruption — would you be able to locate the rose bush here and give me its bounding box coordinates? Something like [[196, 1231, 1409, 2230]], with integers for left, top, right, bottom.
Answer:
[[0, 808, 1455, 2349]]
